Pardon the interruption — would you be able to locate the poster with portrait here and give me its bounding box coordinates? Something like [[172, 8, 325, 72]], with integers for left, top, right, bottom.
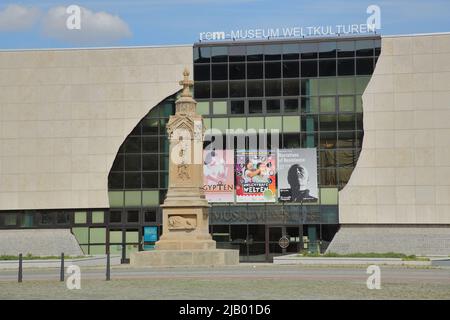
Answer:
[[235, 150, 277, 203], [203, 149, 235, 202], [277, 148, 318, 202]]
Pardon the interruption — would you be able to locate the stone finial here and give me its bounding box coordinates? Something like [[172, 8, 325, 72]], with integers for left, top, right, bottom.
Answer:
[[179, 67, 194, 97]]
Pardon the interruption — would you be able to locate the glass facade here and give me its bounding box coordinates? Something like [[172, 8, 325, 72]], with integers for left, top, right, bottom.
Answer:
[[0, 36, 380, 263]]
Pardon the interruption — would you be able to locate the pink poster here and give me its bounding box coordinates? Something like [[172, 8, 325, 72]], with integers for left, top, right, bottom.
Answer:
[[203, 150, 235, 203]]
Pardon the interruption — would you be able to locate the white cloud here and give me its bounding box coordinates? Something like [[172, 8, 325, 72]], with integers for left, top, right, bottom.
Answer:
[[0, 4, 41, 32], [41, 6, 132, 45]]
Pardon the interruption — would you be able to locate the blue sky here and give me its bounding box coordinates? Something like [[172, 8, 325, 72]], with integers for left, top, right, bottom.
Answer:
[[0, 0, 449, 49]]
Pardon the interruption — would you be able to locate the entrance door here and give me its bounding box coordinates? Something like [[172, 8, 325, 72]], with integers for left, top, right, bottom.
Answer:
[[266, 226, 302, 261]]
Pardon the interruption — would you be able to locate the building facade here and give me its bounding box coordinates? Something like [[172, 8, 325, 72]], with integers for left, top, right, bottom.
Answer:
[[1, 33, 450, 261]]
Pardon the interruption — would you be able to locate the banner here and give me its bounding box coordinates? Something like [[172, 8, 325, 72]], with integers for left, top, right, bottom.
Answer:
[[235, 150, 277, 203], [203, 149, 234, 202], [278, 148, 318, 202]]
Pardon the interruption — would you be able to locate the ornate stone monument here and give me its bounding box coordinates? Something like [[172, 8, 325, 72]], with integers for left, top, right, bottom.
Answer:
[[130, 69, 239, 266]]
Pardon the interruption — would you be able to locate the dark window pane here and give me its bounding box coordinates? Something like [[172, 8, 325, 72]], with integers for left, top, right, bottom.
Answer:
[[264, 44, 282, 60], [337, 41, 355, 57], [231, 100, 245, 114], [283, 133, 300, 148], [229, 46, 246, 62], [319, 60, 336, 76], [229, 63, 245, 80], [111, 155, 124, 171], [320, 132, 337, 149], [109, 211, 122, 223], [356, 40, 374, 57], [212, 82, 228, 98], [319, 115, 337, 131], [283, 79, 299, 96], [301, 79, 316, 96], [211, 46, 228, 62], [283, 61, 299, 78], [300, 43, 318, 59], [125, 173, 141, 189], [229, 81, 246, 97], [265, 80, 281, 96], [125, 154, 141, 171], [249, 100, 263, 114], [159, 119, 167, 135], [247, 63, 263, 79], [142, 137, 158, 153], [338, 59, 355, 76], [247, 45, 263, 61], [194, 82, 210, 99], [160, 172, 168, 189], [375, 39, 381, 56], [356, 58, 374, 75], [283, 43, 299, 60], [144, 210, 157, 222], [266, 99, 280, 113], [142, 172, 158, 188], [56, 212, 70, 224], [194, 46, 211, 63], [301, 61, 317, 77], [284, 99, 299, 113], [265, 62, 281, 78], [124, 137, 141, 153], [40, 213, 54, 225], [212, 64, 227, 80], [127, 210, 139, 223], [143, 154, 158, 171], [194, 64, 210, 81], [338, 114, 356, 130], [247, 80, 263, 97], [142, 119, 159, 135], [160, 154, 169, 170], [109, 173, 124, 189], [319, 42, 336, 58]]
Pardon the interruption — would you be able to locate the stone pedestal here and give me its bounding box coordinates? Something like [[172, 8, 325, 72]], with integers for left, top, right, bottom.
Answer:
[[130, 69, 239, 267]]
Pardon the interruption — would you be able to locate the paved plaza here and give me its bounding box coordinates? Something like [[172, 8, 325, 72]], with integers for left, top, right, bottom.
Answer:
[[0, 264, 449, 300]]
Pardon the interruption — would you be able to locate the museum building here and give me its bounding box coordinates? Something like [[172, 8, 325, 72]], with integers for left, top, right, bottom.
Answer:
[[0, 33, 450, 262]]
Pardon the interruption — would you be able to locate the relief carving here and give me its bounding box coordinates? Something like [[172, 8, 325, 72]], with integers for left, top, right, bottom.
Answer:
[[168, 215, 197, 230]]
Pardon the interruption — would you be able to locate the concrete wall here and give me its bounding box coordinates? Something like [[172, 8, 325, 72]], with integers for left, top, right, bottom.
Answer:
[[0, 45, 193, 210], [339, 33, 450, 224]]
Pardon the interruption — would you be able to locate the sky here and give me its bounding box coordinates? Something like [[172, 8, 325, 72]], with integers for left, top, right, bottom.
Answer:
[[0, 0, 449, 49]]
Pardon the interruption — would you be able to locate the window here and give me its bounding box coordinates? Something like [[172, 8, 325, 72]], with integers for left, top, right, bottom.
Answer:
[[142, 119, 159, 135], [194, 46, 211, 63], [301, 61, 318, 77], [337, 41, 355, 57], [142, 172, 158, 188], [194, 64, 210, 81], [319, 42, 336, 58], [212, 82, 228, 98], [247, 63, 263, 79], [229, 63, 245, 80], [229, 46, 246, 62], [229, 81, 246, 97], [4, 213, 17, 226], [127, 210, 139, 223], [142, 154, 158, 171], [265, 62, 281, 79], [125, 154, 141, 171], [264, 44, 282, 60], [109, 211, 122, 223], [194, 82, 210, 99], [125, 173, 141, 189], [142, 137, 158, 153], [282, 61, 299, 78], [356, 40, 374, 57], [283, 44, 299, 60], [249, 100, 263, 114], [212, 64, 228, 80], [144, 210, 157, 223], [230, 100, 245, 114], [265, 80, 281, 96], [247, 45, 263, 61], [356, 58, 374, 75], [283, 79, 299, 96], [56, 211, 70, 224], [300, 43, 318, 59], [40, 212, 54, 225], [284, 99, 299, 113], [247, 81, 264, 97], [319, 60, 336, 77], [338, 59, 355, 76], [266, 100, 280, 113], [211, 46, 228, 62]]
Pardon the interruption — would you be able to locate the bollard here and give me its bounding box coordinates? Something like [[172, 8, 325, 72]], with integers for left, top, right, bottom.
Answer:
[[18, 253, 23, 283], [106, 252, 111, 281], [60, 253, 65, 282]]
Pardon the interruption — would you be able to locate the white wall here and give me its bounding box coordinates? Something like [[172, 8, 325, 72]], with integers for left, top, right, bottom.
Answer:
[[0, 46, 192, 210], [339, 34, 450, 224]]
